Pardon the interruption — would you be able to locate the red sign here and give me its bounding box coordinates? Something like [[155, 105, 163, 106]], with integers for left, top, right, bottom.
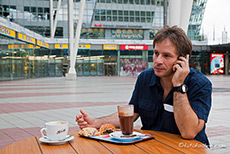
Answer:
[[120, 45, 148, 50], [94, 24, 102, 27]]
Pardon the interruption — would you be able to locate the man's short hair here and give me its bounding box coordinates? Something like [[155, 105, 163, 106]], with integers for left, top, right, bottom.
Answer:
[[153, 25, 192, 57]]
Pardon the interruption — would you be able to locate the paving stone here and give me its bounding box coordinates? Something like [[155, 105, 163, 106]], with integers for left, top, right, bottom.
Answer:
[[0, 76, 230, 152]]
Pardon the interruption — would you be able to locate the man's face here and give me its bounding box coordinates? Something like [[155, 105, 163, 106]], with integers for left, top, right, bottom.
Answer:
[[153, 38, 178, 78]]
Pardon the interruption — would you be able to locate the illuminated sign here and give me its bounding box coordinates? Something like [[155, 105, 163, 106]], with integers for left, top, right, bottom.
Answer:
[[55, 44, 68, 49], [8, 44, 40, 49], [94, 24, 143, 28], [120, 45, 148, 50], [94, 24, 103, 27], [210, 53, 224, 74], [54, 44, 91, 49], [103, 44, 117, 50], [78, 44, 91, 49], [18, 33, 36, 44], [111, 29, 144, 39], [0, 26, 16, 38], [37, 40, 49, 48]]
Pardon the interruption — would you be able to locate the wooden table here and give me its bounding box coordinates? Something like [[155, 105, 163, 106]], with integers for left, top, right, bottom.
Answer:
[[0, 130, 211, 154]]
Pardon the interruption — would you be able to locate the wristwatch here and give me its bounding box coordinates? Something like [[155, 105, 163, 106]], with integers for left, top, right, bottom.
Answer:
[[173, 84, 188, 94]]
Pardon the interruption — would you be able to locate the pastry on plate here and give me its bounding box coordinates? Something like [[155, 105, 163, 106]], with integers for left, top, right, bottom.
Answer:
[[99, 124, 116, 135], [78, 127, 100, 137]]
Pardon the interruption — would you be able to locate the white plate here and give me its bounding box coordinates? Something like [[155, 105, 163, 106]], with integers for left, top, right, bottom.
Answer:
[[109, 131, 143, 140], [39, 135, 74, 144]]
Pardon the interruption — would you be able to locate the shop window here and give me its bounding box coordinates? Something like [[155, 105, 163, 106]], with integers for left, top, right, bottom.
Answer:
[[135, 0, 140, 4], [95, 15, 100, 21], [161, 1, 164, 6], [135, 11, 139, 16], [112, 10, 117, 15], [141, 11, 145, 16], [95, 9, 100, 15], [101, 16, 106, 21], [146, 11, 151, 16], [31, 7, 36, 14], [130, 11, 134, 16], [107, 16, 111, 21], [113, 16, 117, 21], [156, 0, 160, 5], [118, 10, 123, 15], [130, 17, 134, 22], [101, 9, 106, 15], [141, 17, 145, 22], [44, 8, 49, 13], [10, 6, 16, 9], [146, 17, 151, 22], [229, 54, 230, 74], [0, 5, 10, 17], [38, 7, 43, 13], [120, 57, 148, 76], [135, 17, 140, 22], [44, 8, 50, 20], [107, 10, 111, 15], [146, 0, 150, 5], [129, 0, 134, 4]]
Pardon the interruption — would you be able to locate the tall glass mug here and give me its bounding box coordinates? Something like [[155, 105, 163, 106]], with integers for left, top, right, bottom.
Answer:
[[117, 105, 134, 135]]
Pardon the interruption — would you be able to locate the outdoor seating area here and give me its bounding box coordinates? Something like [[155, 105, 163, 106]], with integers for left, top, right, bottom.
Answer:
[[0, 76, 230, 153]]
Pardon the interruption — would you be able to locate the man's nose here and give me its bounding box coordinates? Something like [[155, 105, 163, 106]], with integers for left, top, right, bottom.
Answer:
[[154, 55, 163, 63]]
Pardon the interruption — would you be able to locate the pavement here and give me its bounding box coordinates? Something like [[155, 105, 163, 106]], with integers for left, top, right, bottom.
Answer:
[[0, 75, 230, 153]]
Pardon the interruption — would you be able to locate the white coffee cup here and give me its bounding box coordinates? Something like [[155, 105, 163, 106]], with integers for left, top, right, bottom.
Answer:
[[40, 121, 69, 141]]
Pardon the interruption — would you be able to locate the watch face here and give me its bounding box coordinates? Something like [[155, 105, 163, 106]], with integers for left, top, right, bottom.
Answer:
[[182, 84, 187, 92]]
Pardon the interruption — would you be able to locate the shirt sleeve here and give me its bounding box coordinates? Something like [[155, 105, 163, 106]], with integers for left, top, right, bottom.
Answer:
[[188, 78, 212, 123]]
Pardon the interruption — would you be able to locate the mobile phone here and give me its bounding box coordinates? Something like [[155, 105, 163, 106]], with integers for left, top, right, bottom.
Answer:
[[178, 55, 186, 61]]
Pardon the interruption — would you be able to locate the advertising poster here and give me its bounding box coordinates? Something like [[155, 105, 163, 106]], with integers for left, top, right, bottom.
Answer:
[[120, 58, 147, 76], [210, 53, 224, 74]]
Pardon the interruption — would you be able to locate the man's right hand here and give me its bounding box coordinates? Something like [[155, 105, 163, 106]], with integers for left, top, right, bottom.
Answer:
[[75, 109, 98, 129]]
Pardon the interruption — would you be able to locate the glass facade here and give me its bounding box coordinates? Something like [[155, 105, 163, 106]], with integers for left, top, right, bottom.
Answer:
[[0, 36, 63, 81], [1, 0, 207, 40], [188, 0, 208, 40], [1, 0, 215, 80]]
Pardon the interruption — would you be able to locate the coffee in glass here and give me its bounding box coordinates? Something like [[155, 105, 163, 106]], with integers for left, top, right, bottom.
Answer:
[[117, 105, 134, 135]]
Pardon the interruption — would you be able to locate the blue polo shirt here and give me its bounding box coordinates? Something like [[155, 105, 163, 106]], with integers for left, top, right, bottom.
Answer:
[[129, 68, 212, 145]]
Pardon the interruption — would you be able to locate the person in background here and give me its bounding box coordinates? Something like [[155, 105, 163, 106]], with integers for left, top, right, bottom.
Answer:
[[76, 25, 212, 146]]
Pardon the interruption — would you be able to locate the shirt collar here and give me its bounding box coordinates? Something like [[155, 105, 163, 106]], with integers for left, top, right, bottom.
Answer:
[[149, 70, 159, 87]]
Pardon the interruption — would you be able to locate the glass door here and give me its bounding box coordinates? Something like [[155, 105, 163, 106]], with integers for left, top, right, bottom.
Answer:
[[104, 63, 117, 76]]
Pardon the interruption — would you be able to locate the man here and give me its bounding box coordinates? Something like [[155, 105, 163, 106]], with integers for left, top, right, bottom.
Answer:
[[76, 25, 212, 145]]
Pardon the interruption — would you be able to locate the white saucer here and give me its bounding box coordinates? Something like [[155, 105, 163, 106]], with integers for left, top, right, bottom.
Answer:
[[109, 131, 143, 140], [39, 135, 74, 144]]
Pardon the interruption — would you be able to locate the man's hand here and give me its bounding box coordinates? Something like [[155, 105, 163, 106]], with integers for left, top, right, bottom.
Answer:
[[172, 54, 190, 86], [76, 109, 98, 129]]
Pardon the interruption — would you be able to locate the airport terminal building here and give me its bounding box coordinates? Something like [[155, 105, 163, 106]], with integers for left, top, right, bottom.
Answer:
[[1, 0, 229, 81]]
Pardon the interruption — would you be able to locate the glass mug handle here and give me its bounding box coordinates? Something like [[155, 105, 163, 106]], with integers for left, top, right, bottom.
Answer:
[[40, 128, 47, 138]]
